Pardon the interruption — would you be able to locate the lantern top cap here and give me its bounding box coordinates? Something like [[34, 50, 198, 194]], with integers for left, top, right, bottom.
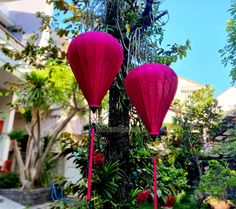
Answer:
[[131, 63, 175, 72], [125, 63, 177, 81], [71, 30, 122, 47]]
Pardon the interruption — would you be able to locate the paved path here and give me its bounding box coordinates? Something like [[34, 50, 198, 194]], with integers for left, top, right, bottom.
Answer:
[[0, 195, 24, 209], [0, 196, 50, 209]]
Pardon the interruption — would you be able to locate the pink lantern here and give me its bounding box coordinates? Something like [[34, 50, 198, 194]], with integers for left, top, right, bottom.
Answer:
[[125, 63, 178, 136], [67, 31, 123, 112], [125, 63, 178, 209]]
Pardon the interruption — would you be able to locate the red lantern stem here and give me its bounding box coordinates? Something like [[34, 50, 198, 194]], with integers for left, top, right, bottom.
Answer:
[[154, 155, 158, 209], [87, 126, 95, 201]]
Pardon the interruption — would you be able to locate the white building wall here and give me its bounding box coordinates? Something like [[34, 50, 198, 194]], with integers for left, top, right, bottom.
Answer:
[[0, 0, 52, 162], [0, 0, 52, 46], [64, 157, 82, 184], [7, 0, 52, 14], [217, 87, 236, 113], [8, 0, 53, 47], [0, 94, 16, 161], [175, 77, 204, 101]]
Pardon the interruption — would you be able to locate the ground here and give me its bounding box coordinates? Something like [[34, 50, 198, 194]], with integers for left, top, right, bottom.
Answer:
[[0, 195, 50, 209]]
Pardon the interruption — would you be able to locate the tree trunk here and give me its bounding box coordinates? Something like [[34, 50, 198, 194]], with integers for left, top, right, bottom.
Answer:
[[105, 0, 130, 160], [107, 76, 130, 161], [105, 1, 131, 202], [190, 144, 202, 177], [12, 140, 30, 189], [31, 109, 77, 185]]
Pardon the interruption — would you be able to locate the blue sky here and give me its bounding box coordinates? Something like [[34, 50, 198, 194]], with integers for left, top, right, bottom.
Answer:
[[160, 0, 232, 96]]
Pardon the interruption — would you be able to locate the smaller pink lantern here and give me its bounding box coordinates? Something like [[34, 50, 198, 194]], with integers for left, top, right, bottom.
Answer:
[[125, 63, 178, 136]]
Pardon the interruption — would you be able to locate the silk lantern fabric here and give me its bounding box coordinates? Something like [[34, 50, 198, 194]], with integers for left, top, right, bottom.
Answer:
[[125, 63, 178, 136], [67, 31, 123, 111]]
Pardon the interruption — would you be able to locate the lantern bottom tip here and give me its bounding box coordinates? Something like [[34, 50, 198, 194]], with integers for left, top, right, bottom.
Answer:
[[90, 106, 99, 113], [149, 132, 159, 139]]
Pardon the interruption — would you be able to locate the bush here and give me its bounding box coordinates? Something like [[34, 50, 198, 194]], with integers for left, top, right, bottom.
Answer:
[[195, 160, 236, 203], [0, 172, 20, 188], [174, 191, 208, 209]]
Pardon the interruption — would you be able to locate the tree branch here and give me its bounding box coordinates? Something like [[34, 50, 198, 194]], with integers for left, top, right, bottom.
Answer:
[[125, 0, 136, 12], [131, 1, 168, 33], [32, 108, 77, 184], [36, 110, 41, 155], [12, 140, 29, 188], [154, 10, 168, 21], [73, 91, 78, 108], [142, 0, 153, 17], [42, 108, 77, 163]]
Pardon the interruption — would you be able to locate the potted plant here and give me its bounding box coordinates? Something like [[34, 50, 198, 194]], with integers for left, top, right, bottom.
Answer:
[[195, 160, 236, 209]]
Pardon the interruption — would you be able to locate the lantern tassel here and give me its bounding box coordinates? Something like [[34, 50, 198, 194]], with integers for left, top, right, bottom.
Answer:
[[154, 155, 158, 209], [87, 126, 95, 201]]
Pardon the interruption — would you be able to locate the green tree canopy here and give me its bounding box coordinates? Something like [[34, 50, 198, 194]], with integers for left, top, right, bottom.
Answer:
[[220, 0, 236, 82], [172, 85, 222, 177]]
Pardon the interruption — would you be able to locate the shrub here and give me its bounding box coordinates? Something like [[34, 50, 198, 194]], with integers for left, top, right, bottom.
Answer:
[[174, 191, 208, 209], [195, 160, 236, 203], [0, 172, 20, 188]]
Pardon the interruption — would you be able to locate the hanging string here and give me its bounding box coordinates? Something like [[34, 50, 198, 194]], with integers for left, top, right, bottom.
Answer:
[[154, 155, 158, 209]]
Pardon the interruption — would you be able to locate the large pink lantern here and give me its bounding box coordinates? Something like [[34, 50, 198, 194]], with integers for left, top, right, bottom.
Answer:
[[67, 31, 123, 201], [67, 31, 123, 112], [125, 63, 178, 209]]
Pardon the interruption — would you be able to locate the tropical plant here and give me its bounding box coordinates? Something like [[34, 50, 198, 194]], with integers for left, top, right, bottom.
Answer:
[[54, 160, 126, 208], [6, 62, 86, 189]]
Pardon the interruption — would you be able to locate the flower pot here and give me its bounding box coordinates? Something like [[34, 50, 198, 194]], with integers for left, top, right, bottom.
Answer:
[[207, 199, 234, 209], [0, 160, 12, 173], [0, 120, 4, 133], [161, 195, 175, 209]]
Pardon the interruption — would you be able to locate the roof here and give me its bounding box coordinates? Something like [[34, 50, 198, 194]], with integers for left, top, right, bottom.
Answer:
[[178, 76, 205, 87], [0, 24, 24, 48], [217, 86, 236, 98]]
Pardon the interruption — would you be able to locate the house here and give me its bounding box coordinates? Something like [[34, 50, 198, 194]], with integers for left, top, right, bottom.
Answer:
[[0, 0, 53, 165], [217, 87, 236, 113], [164, 76, 205, 123], [212, 87, 236, 141]]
